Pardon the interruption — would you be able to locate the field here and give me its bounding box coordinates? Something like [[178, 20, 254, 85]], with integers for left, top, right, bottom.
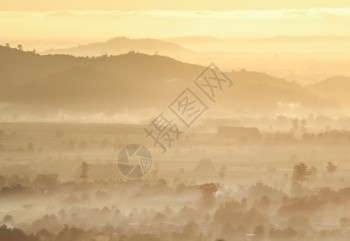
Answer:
[[1, 121, 350, 241]]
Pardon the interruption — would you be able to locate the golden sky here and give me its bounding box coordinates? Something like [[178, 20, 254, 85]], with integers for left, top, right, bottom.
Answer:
[[1, 0, 350, 10], [1, 1, 350, 49]]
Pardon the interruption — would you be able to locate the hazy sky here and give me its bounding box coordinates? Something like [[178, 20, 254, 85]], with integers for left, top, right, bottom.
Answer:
[[1, 1, 350, 49], [2, 0, 350, 10]]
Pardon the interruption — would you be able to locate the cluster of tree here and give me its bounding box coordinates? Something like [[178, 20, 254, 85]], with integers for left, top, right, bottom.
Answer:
[[291, 161, 338, 182], [1, 159, 349, 241]]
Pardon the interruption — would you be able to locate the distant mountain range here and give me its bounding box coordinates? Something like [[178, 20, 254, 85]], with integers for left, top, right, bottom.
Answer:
[[43, 35, 350, 57], [0, 45, 346, 114], [42, 36, 193, 57], [39, 36, 350, 86]]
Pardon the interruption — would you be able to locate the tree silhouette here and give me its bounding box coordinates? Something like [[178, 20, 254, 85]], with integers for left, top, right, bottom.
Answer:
[[327, 162, 337, 173], [17, 45, 23, 51], [309, 166, 318, 176], [3, 214, 14, 224], [291, 162, 310, 182], [79, 162, 90, 181], [0, 225, 38, 241], [199, 183, 218, 207], [34, 174, 59, 190], [55, 225, 84, 241]]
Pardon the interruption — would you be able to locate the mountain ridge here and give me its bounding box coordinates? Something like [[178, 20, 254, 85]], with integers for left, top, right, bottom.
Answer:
[[0, 45, 340, 112], [42, 36, 193, 57]]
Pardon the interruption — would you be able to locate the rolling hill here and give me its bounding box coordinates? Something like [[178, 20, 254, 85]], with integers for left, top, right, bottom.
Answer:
[[0, 45, 340, 113], [307, 76, 350, 107]]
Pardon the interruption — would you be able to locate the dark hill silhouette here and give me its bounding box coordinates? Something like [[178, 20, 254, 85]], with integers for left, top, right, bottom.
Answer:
[[11, 67, 124, 105], [0, 45, 338, 111], [42, 36, 193, 57], [0, 45, 82, 96]]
